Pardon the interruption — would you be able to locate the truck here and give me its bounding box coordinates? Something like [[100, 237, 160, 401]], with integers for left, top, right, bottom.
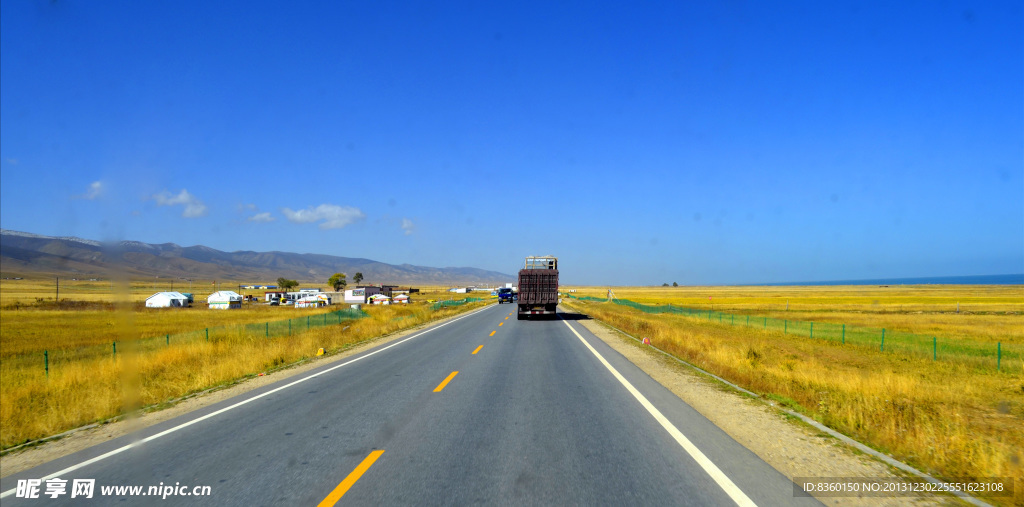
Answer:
[[517, 256, 558, 320], [497, 287, 515, 304]]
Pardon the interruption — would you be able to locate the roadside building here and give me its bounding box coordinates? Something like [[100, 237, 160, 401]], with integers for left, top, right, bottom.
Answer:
[[264, 291, 287, 302], [343, 288, 366, 304], [393, 294, 410, 304], [356, 286, 385, 299], [207, 291, 242, 310], [146, 291, 189, 308]]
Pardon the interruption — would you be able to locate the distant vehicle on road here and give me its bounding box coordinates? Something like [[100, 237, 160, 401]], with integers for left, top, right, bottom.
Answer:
[[498, 287, 515, 304], [517, 256, 558, 319]]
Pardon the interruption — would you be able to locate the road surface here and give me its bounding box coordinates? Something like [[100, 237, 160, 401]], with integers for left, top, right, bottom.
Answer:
[[1, 304, 818, 505]]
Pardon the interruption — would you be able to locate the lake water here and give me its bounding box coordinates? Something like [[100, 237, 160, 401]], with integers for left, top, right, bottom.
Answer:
[[758, 274, 1024, 286]]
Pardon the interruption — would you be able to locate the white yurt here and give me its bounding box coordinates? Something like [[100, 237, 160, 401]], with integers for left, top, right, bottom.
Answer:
[[392, 294, 410, 304], [368, 294, 391, 305], [146, 291, 189, 308], [207, 291, 242, 310], [295, 294, 331, 308]]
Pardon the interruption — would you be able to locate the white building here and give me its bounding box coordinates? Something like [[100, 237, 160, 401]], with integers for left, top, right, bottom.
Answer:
[[146, 291, 189, 308], [344, 288, 366, 304], [393, 294, 410, 304], [207, 291, 242, 310]]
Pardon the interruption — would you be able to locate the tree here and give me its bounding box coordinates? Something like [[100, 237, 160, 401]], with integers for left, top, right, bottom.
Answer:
[[328, 273, 347, 291], [672, 282, 678, 287], [276, 277, 298, 290], [662, 283, 669, 287], [353, 272, 364, 284]]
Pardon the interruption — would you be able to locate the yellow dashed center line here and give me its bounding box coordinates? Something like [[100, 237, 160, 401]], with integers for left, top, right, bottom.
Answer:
[[472, 345, 483, 355], [489, 330, 496, 336], [434, 371, 459, 392], [498, 322, 503, 326], [317, 450, 385, 507], [505, 316, 509, 320]]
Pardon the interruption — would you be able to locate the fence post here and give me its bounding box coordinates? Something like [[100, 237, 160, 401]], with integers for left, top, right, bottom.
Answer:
[[166, 334, 169, 346], [784, 320, 787, 334], [933, 337, 936, 360], [44, 350, 49, 377], [266, 322, 269, 338], [842, 324, 845, 344], [206, 328, 209, 341], [307, 316, 310, 329], [810, 322, 813, 339], [880, 329, 885, 351], [289, 320, 291, 336], [113, 342, 117, 359], [764, 317, 767, 330], [997, 342, 1001, 371]]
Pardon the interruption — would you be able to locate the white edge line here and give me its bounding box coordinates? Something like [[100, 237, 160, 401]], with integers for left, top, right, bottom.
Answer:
[[0, 304, 495, 499], [561, 318, 757, 507]]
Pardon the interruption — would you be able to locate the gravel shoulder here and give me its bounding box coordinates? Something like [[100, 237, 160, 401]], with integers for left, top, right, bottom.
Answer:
[[571, 312, 947, 506]]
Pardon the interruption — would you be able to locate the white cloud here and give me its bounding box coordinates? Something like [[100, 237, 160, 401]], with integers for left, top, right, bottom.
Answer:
[[152, 189, 208, 218], [281, 204, 365, 230], [75, 181, 104, 200], [247, 212, 275, 223], [401, 218, 415, 235]]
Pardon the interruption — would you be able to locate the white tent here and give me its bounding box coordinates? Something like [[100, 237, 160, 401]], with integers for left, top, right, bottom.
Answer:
[[207, 291, 242, 310], [393, 294, 410, 304], [295, 295, 329, 308], [368, 294, 391, 305], [146, 291, 189, 308]]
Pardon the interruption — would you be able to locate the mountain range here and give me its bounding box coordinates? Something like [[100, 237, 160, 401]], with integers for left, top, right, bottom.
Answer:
[[0, 229, 514, 285]]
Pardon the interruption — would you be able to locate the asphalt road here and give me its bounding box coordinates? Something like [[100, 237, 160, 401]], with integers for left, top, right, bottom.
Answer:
[[1, 304, 819, 506]]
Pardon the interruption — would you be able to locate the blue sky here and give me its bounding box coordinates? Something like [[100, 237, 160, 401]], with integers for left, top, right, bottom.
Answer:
[[1, 1, 1021, 285]]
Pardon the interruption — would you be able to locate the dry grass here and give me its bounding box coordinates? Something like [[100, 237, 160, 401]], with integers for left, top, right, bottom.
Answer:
[[1, 304, 322, 357], [563, 291, 1024, 506], [565, 285, 1024, 343], [0, 285, 476, 358], [0, 297, 488, 449]]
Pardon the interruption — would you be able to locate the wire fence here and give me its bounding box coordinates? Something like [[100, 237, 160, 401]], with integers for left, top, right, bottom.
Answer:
[[32, 308, 368, 376], [430, 297, 484, 310], [566, 295, 1018, 372]]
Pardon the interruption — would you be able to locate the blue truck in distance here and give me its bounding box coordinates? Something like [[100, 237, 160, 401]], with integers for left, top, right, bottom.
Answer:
[[498, 287, 515, 304]]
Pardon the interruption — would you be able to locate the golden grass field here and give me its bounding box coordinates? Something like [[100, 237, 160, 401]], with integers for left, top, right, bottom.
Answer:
[[561, 284, 1023, 505], [0, 280, 488, 449]]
